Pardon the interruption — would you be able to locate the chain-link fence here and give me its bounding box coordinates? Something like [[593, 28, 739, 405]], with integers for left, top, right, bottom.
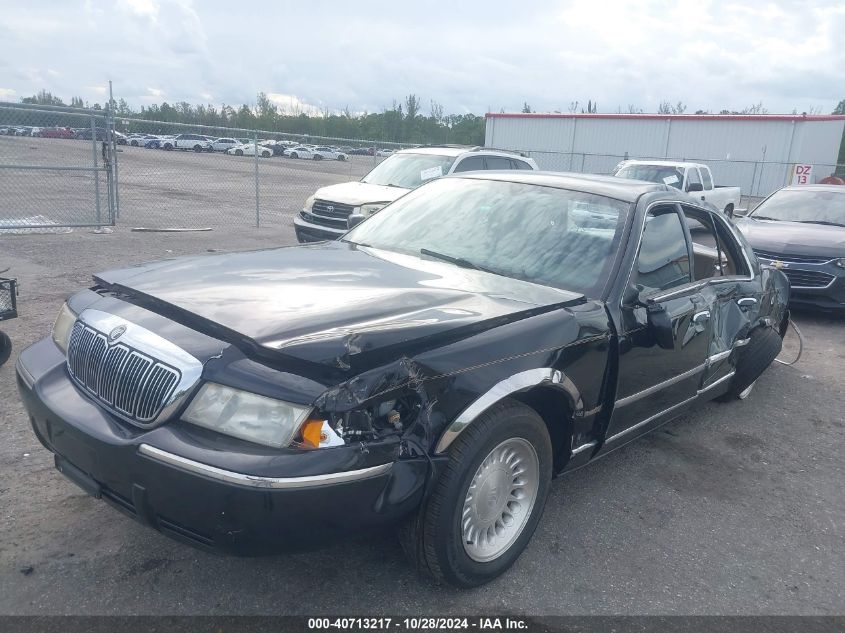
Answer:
[[110, 117, 404, 230], [0, 103, 115, 231], [4, 99, 844, 232], [520, 150, 844, 201]]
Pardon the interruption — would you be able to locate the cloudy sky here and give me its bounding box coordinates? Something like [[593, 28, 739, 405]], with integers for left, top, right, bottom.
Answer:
[[1, 0, 843, 115]]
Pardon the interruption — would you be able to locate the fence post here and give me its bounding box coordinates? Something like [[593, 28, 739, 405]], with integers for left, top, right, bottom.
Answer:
[[109, 81, 119, 221], [90, 114, 101, 226], [254, 130, 260, 228]]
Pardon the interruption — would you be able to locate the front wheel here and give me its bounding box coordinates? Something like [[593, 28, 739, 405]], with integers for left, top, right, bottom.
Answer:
[[262, 150, 271, 157], [0, 330, 11, 367], [399, 399, 552, 587], [312, 154, 322, 160], [290, 152, 298, 159], [235, 149, 243, 156]]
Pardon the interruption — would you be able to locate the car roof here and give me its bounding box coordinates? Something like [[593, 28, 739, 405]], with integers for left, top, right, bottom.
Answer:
[[621, 159, 704, 169], [447, 171, 670, 202], [780, 184, 845, 193]]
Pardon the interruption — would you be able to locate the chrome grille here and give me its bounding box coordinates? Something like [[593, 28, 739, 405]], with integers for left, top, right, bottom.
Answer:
[[67, 321, 181, 425], [753, 249, 832, 265], [312, 199, 355, 218], [781, 269, 835, 289]]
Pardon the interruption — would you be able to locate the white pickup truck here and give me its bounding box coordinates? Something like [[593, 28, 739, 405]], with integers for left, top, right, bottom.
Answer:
[[614, 160, 741, 216]]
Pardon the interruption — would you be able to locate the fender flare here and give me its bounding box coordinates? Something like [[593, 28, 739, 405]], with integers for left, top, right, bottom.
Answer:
[[433, 368, 584, 454]]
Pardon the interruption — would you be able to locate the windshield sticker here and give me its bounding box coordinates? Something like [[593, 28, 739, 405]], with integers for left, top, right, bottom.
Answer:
[[663, 175, 680, 185], [420, 166, 443, 181]]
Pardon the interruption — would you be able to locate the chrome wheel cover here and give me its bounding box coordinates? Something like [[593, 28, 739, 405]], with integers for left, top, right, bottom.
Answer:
[[461, 437, 540, 562]]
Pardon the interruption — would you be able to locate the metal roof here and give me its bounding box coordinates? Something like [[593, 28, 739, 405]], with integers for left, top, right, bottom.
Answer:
[[486, 113, 845, 123], [447, 170, 669, 202]]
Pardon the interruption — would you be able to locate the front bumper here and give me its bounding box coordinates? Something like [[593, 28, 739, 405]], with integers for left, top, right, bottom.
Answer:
[[293, 214, 346, 243], [784, 268, 845, 311], [16, 338, 430, 555]]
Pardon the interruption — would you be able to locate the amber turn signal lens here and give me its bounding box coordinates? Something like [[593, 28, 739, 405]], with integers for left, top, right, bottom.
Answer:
[[300, 419, 325, 448]]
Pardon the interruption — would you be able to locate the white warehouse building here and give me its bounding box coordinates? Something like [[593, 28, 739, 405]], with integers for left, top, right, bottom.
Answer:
[[484, 113, 845, 197]]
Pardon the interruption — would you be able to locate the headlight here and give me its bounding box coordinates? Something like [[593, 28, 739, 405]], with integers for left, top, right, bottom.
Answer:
[[182, 382, 312, 448], [52, 302, 77, 354], [835, 258, 845, 269], [303, 195, 315, 211], [359, 203, 387, 218]]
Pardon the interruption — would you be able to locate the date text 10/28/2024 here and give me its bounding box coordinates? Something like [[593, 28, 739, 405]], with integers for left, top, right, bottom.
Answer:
[[307, 618, 529, 630]]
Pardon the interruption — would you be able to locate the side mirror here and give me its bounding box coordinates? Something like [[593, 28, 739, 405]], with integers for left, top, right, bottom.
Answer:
[[646, 302, 675, 350], [347, 213, 365, 230], [687, 182, 704, 193]]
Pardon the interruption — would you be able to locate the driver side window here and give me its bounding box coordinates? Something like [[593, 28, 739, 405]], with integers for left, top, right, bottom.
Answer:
[[634, 207, 691, 295]]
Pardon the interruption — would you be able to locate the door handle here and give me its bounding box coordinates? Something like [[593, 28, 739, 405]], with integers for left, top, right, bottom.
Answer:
[[692, 310, 710, 324], [736, 297, 757, 310]]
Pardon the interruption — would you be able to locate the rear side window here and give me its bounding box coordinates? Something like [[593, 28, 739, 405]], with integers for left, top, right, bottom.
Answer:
[[513, 159, 533, 170], [635, 208, 691, 294], [484, 156, 513, 170], [453, 156, 485, 172]]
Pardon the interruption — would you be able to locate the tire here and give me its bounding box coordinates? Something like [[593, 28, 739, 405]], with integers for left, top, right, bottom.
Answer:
[[193, 144, 202, 152], [721, 327, 782, 400], [0, 330, 11, 367], [164, 143, 173, 151], [130, 140, 138, 147], [262, 151, 271, 157], [313, 154, 322, 160], [206, 146, 214, 152], [399, 399, 552, 587], [235, 149, 243, 156], [290, 152, 298, 159], [724, 204, 734, 218], [338, 155, 346, 161]]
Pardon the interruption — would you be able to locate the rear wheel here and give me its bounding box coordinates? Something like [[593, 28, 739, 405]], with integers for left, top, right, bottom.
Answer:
[[164, 143, 173, 150], [262, 150, 271, 157], [399, 399, 552, 587], [290, 152, 298, 159], [193, 144, 202, 152], [313, 154, 322, 160]]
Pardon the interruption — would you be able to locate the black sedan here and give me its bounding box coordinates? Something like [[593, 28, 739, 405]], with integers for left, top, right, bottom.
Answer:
[[736, 185, 845, 311], [16, 172, 789, 587]]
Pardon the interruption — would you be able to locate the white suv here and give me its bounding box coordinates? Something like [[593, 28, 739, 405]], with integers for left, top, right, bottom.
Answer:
[[294, 146, 538, 242], [162, 133, 213, 152]]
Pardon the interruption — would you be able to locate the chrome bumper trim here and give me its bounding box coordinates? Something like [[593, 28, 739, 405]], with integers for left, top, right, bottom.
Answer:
[[138, 444, 393, 489]]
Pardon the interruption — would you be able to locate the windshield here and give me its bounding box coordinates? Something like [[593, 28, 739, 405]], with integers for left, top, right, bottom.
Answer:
[[361, 152, 456, 189], [344, 178, 629, 296], [616, 164, 684, 189], [751, 188, 845, 225]]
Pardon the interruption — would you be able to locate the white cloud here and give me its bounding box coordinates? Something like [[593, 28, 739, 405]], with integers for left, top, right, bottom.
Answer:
[[0, 88, 17, 100], [267, 93, 323, 116], [0, 1, 841, 116], [119, 0, 160, 21]]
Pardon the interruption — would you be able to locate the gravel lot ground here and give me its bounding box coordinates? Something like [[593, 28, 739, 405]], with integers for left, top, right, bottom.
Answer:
[[0, 145, 842, 616], [0, 136, 377, 230]]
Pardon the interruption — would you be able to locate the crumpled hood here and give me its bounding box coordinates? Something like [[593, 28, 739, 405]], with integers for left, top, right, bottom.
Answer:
[[312, 181, 409, 207], [94, 241, 583, 372], [736, 218, 845, 258]]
